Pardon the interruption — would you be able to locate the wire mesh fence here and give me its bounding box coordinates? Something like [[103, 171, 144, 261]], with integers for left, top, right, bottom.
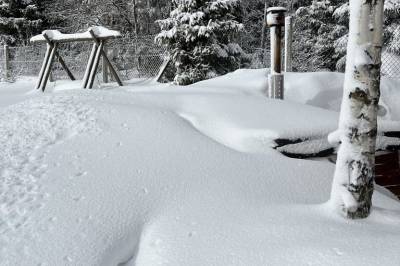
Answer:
[[2, 27, 400, 83], [0, 34, 168, 82]]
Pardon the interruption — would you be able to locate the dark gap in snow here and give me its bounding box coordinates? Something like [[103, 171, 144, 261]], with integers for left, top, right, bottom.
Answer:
[[384, 131, 400, 138], [385, 145, 400, 151], [279, 148, 336, 160], [274, 138, 306, 148]]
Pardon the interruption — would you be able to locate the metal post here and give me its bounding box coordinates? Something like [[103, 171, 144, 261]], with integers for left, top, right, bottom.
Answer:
[[284, 16, 293, 72], [267, 7, 286, 99], [270, 26, 282, 74], [4, 44, 10, 80]]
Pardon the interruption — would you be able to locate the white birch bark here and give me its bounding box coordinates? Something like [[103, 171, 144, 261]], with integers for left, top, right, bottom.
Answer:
[[329, 0, 384, 219]]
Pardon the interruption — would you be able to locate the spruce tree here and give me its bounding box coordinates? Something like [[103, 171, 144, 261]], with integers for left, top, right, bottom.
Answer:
[[330, 0, 400, 56], [0, 0, 45, 45], [293, 0, 348, 72], [156, 0, 247, 85], [294, 0, 400, 72]]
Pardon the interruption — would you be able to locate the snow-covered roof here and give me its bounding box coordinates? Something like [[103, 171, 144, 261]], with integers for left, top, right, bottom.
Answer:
[[30, 26, 121, 43]]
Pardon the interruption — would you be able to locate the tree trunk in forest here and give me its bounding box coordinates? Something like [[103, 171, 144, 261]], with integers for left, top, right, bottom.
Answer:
[[329, 0, 384, 219]]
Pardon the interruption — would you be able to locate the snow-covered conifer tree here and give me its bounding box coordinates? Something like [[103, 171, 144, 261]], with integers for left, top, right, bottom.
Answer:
[[294, 0, 348, 71], [329, 0, 384, 219], [156, 0, 247, 85], [0, 0, 45, 45], [298, 0, 400, 72], [383, 0, 400, 54]]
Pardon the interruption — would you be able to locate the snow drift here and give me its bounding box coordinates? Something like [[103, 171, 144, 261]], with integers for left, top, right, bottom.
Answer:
[[0, 70, 399, 265]]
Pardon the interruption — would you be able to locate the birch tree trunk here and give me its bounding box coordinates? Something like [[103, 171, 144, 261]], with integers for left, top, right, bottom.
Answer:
[[329, 0, 384, 219]]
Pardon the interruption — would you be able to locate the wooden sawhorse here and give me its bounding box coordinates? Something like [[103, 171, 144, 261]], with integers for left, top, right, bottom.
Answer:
[[31, 27, 123, 91]]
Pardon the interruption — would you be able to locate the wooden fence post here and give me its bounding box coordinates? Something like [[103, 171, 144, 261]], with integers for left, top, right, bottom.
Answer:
[[4, 44, 10, 80], [284, 16, 293, 72]]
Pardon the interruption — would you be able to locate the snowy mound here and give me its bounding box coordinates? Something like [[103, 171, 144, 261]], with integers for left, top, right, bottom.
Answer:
[[1, 70, 400, 265]]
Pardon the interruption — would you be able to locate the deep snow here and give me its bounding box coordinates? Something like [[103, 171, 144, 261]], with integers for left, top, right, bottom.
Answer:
[[0, 70, 400, 266]]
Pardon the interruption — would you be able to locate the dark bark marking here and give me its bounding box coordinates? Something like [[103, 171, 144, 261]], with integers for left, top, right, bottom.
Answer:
[[349, 87, 372, 105]]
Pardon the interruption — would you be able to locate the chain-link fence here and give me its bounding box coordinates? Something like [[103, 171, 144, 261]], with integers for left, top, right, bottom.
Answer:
[[2, 25, 400, 82], [0, 34, 167, 82], [382, 51, 400, 78], [0, 45, 44, 80]]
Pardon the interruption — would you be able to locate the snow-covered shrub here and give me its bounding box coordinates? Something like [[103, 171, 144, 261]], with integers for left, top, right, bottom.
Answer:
[[155, 0, 248, 85]]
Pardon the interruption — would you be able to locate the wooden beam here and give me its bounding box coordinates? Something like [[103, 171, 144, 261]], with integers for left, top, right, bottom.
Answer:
[[156, 56, 171, 83], [89, 29, 123, 86], [33, 28, 123, 91], [42, 33, 75, 81], [102, 44, 109, 83], [39, 43, 58, 92], [56, 53, 75, 80], [35, 44, 52, 90], [83, 43, 99, 89], [88, 41, 104, 89]]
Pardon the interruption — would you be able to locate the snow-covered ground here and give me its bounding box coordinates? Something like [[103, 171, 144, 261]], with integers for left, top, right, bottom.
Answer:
[[0, 70, 400, 266]]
